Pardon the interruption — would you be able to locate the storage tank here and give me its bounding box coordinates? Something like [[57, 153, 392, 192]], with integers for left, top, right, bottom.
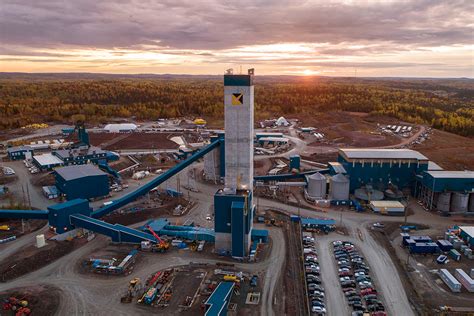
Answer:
[[36, 234, 46, 248], [451, 192, 469, 212], [469, 193, 474, 212], [330, 173, 350, 200], [306, 173, 327, 199], [436, 192, 451, 212], [354, 185, 384, 201]]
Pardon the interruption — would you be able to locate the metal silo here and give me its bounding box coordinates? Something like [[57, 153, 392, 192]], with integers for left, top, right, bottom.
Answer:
[[451, 192, 469, 212], [306, 173, 327, 199], [330, 173, 350, 200], [469, 193, 474, 212], [437, 192, 451, 212]]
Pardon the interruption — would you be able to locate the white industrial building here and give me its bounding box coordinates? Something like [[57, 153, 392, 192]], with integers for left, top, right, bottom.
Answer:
[[103, 123, 137, 133]]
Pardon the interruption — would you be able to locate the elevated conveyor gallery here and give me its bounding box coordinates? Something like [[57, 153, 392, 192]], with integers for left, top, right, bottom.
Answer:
[[0, 138, 223, 243], [92, 138, 222, 219], [70, 214, 157, 243], [0, 209, 49, 219]]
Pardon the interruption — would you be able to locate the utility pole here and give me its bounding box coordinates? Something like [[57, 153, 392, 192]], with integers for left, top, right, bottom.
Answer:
[[21, 185, 27, 206], [26, 183, 32, 209]]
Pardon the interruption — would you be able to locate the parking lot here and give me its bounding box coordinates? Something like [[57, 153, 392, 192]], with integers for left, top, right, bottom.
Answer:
[[302, 233, 326, 315], [332, 240, 386, 315]]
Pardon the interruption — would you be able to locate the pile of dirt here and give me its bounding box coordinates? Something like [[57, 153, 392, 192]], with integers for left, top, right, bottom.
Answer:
[[0, 238, 86, 282]]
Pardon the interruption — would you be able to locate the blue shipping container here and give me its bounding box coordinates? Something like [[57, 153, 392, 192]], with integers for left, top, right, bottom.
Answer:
[[437, 240, 454, 252]]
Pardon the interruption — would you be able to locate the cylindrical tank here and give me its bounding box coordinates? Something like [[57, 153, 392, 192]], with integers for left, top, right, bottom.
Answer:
[[330, 173, 350, 200], [451, 192, 469, 212], [306, 173, 327, 199], [437, 192, 451, 212], [469, 193, 474, 212], [36, 234, 46, 248]]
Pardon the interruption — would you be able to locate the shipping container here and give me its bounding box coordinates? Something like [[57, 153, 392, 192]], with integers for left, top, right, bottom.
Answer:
[[454, 269, 474, 292], [449, 249, 461, 261], [409, 242, 439, 254], [439, 269, 461, 292], [437, 240, 454, 252]]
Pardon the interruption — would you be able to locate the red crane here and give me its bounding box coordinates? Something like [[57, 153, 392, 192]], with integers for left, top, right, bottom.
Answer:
[[146, 225, 165, 245]]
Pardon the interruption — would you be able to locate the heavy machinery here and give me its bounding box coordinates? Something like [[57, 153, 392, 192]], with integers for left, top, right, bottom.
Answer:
[[145, 225, 170, 253], [0, 225, 10, 231], [120, 278, 142, 303]]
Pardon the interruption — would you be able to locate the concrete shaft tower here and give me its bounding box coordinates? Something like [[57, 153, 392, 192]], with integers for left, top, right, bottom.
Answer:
[[224, 69, 254, 191], [214, 68, 255, 258]]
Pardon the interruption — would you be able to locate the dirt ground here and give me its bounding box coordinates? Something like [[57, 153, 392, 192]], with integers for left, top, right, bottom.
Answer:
[[0, 238, 87, 282], [78, 244, 139, 277], [370, 222, 474, 315], [129, 263, 262, 316], [265, 210, 307, 316], [0, 284, 61, 316], [294, 111, 401, 147], [414, 129, 474, 170], [102, 195, 192, 226], [88, 132, 180, 150]]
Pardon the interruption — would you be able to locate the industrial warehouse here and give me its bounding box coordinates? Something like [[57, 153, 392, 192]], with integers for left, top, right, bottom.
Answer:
[[0, 69, 473, 316]]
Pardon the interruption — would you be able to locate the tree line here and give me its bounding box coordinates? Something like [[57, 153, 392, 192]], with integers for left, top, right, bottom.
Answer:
[[0, 78, 472, 136]]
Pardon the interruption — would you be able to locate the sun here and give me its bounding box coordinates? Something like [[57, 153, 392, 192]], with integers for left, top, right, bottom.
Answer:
[[301, 69, 320, 76]]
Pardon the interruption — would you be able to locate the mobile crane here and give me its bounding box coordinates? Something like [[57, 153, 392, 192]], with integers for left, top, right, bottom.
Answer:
[[146, 225, 170, 253]]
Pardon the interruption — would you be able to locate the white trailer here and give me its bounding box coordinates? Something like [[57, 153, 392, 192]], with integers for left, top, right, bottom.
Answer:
[[454, 269, 474, 292], [440, 269, 461, 292]]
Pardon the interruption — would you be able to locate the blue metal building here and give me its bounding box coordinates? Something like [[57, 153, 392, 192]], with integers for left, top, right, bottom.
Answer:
[[53, 146, 107, 166], [7, 146, 33, 160], [214, 190, 254, 257], [416, 171, 474, 212], [419, 171, 474, 192], [55, 164, 109, 200], [337, 148, 429, 192]]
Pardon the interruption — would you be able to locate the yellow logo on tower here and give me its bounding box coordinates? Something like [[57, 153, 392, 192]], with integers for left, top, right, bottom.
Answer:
[[232, 93, 243, 105]]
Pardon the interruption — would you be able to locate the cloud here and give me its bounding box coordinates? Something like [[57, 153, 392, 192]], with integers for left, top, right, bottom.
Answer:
[[1, 0, 472, 50], [0, 0, 472, 76]]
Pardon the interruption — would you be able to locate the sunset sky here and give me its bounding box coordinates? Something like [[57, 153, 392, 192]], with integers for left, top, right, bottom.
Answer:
[[0, 0, 472, 77]]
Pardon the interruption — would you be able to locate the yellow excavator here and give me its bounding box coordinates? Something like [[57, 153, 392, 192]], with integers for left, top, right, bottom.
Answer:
[[121, 278, 141, 303]]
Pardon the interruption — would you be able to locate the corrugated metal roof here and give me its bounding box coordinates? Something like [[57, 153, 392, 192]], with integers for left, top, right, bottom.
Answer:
[[459, 226, 474, 237], [425, 171, 474, 179], [340, 148, 428, 160], [55, 164, 106, 180], [33, 153, 63, 166], [104, 123, 137, 131], [205, 282, 235, 316], [258, 137, 289, 142], [7, 146, 33, 153], [428, 161, 443, 171], [328, 162, 347, 174], [301, 218, 336, 225], [370, 200, 405, 208]]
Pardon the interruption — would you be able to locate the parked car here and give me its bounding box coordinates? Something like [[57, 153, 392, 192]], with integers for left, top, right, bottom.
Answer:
[[312, 306, 327, 314]]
